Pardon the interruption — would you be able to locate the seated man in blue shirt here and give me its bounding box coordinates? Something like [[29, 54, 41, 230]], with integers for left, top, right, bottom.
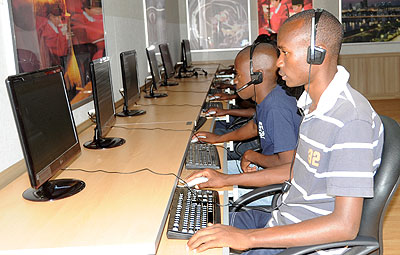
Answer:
[[193, 42, 301, 173]]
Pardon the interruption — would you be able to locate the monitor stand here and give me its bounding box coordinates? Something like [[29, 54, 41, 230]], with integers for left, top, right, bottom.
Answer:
[[116, 108, 146, 117], [144, 92, 168, 98], [161, 81, 179, 86], [84, 137, 126, 149], [23, 179, 85, 202], [144, 83, 168, 98], [84, 128, 126, 149], [161, 74, 179, 86]]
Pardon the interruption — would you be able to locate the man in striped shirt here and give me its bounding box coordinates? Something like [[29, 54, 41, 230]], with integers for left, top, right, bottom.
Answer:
[[186, 9, 384, 255]]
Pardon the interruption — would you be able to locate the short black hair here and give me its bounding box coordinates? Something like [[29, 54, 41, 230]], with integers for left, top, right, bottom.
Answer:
[[282, 9, 344, 57]]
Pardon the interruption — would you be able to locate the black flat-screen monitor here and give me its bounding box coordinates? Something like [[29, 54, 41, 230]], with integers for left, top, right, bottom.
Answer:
[[159, 43, 178, 86], [178, 39, 206, 77], [6, 66, 85, 201], [116, 50, 146, 117], [84, 57, 126, 149], [145, 45, 167, 98], [182, 39, 192, 68], [159, 43, 175, 79]]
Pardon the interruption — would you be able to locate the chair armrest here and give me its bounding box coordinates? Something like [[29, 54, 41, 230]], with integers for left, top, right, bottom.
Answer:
[[231, 184, 284, 212], [277, 235, 379, 255]]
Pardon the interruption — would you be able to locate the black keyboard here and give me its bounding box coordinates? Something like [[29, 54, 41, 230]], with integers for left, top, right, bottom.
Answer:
[[167, 187, 221, 239], [208, 88, 222, 95], [202, 101, 223, 111], [194, 116, 207, 132], [186, 143, 221, 170]]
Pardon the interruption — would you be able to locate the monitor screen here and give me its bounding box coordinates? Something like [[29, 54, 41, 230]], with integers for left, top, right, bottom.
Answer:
[[146, 45, 161, 87], [120, 50, 140, 107], [90, 57, 116, 138], [85, 57, 125, 149], [6, 66, 84, 201], [182, 39, 192, 67], [159, 43, 175, 79]]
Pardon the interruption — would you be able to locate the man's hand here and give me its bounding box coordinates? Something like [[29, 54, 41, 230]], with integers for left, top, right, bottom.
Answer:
[[240, 150, 259, 172], [192, 131, 221, 143], [212, 93, 236, 101], [205, 107, 227, 117], [184, 169, 228, 189], [187, 224, 251, 253]]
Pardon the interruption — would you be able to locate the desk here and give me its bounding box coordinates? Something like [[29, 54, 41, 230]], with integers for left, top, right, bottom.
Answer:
[[0, 64, 228, 255]]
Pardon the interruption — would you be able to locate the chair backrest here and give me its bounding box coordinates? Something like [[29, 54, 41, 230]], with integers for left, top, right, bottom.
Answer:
[[358, 115, 400, 255]]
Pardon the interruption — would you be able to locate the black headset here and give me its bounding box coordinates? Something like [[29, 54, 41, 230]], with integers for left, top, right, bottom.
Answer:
[[236, 42, 264, 93], [306, 8, 326, 65]]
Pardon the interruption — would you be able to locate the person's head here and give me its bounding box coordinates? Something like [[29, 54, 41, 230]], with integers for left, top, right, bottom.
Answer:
[[234, 43, 279, 101], [271, 0, 281, 8], [253, 33, 276, 44], [276, 9, 343, 87], [47, 4, 63, 26], [291, 0, 304, 14]]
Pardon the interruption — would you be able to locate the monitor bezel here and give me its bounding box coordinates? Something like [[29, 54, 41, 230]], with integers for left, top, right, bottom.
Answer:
[[120, 50, 141, 108], [182, 39, 192, 68], [6, 66, 81, 190], [159, 43, 175, 79], [90, 56, 116, 139], [146, 46, 161, 90]]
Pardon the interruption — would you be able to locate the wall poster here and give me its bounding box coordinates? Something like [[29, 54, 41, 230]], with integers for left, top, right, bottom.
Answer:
[[145, 0, 166, 50], [258, 0, 312, 35], [10, 0, 106, 108], [342, 0, 400, 43], [187, 0, 251, 51]]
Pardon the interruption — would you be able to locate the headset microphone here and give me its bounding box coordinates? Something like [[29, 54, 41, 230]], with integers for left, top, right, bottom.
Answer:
[[236, 80, 253, 93], [236, 42, 264, 93]]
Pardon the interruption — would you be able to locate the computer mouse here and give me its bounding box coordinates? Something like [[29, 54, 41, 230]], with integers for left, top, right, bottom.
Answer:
[[186, 177, 209, 188], [209, 95, 220, 101], [205, 111, 216, 117], [191, 135, 206, 143]]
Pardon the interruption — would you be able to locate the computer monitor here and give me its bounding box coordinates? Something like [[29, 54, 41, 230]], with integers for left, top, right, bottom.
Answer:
[[159, 43, 178, 86], [6, 66, 85, 202], [116, 50, 146, 117], [182, 39, 192, 69], [84, 57, 126, 149], [178, 39, 207, 77], [145, 45, 168, 98]]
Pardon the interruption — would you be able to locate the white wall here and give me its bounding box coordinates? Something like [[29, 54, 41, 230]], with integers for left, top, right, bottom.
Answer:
[[0, 0, 22, 172]]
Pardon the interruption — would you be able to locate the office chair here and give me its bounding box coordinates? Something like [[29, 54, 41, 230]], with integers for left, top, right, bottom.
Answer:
[[231, 115, 400, 255]]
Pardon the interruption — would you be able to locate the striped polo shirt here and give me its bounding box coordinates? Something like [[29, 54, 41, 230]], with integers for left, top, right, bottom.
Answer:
[[268, 66, 384, 253]]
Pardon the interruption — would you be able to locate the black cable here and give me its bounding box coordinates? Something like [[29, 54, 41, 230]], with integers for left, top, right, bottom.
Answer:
[[63, 167, 229, 207], [166, 90, 208, 93], [113, 126, 192, 132], [138, 103, 202, 107]]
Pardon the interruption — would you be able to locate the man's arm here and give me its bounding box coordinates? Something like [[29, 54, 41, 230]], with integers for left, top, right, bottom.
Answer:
[[185, 163, 291, 189], [187, 196, 364, 252], [193, 121, 258, 143], [205, 107, 255, 118], [241, 150, 295, 171]]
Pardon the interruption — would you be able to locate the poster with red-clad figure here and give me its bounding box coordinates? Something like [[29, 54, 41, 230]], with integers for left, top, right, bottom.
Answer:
[[10, 0, 105, 108], [258, 0, 312, 35]]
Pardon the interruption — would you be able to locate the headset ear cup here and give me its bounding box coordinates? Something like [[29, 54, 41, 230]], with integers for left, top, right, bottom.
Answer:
[[307, 46, 312, 64], [307, 46, 326, 65], [313, 46, 326, 65], [251, 71, 263, 85]]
